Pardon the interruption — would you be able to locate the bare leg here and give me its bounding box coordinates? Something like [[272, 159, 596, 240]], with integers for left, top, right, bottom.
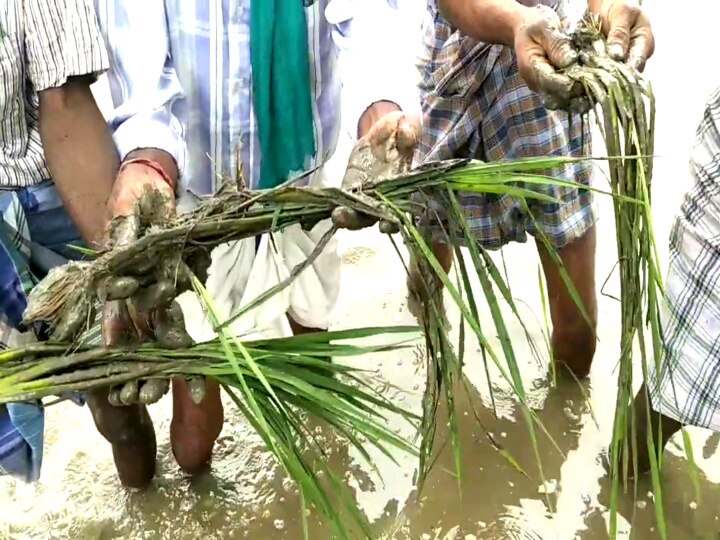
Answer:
[[288, 317, 324, 336], [626, 383, 683, 477], [536, 227, 598, 378], [408, 228, 597, 378], [86, 388, 157, 488], [407, 241, 453, 300], [170, 378, 224, 475], [168, 316, 322, 475]]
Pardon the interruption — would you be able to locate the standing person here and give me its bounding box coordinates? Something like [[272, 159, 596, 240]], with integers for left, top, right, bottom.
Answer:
[[630, 86, 720, 475], [0, 0, 117, 481], [411, 0, 654, 378], [90, 0, 423, 489]]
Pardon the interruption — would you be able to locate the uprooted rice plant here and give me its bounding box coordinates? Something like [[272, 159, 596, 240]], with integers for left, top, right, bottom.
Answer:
[[563, 13, 666, 538], [1, 12, 667, 540]]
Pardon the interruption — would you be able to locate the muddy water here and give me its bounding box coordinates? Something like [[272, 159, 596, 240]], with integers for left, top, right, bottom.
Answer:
[[4, 2, 720, 539]]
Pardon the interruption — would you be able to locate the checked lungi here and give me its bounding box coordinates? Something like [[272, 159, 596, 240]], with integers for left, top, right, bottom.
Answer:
[[0, 183, 96, 483], [649, 85, 720, 430], [414, 0, 595, 250]]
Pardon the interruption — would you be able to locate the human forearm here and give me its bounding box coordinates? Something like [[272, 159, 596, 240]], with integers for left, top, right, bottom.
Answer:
[[39, 76, 119, 247], [437, 0, 531, 46]]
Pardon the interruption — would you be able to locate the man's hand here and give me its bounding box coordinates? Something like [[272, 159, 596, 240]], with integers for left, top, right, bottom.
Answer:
[[332, 103, 421, 233], [513, 5, 583, 107], [352, 103, 421, 186], [359, 107, 421, 177], [514, 2, 654, 111], [102, 152, 199, 406], [592, 0, 654, 72], [103, 155, 178, 351]]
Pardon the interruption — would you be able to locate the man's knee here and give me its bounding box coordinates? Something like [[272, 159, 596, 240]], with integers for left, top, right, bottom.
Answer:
[[86, 389, 153, 445], [170, 379, 224, 474], [171, 431, 215, 474], [170, 416, 222, 474], [86, 389, 157, 488]]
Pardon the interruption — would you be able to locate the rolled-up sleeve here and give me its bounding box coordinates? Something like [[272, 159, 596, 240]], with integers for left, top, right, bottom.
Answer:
[[23, 0, 109, 91], [327, 0, 424, 139], [94, 0, 186, 185]]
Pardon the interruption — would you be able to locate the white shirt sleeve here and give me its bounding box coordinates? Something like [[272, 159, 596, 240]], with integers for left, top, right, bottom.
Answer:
[[94, 0, 187, 189], [24, 0, 109, 91], [326, 0, 425, 140]]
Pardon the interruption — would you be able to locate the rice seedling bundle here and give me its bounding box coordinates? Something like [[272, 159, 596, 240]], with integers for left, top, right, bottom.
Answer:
[[0, 324, 427, 538], [563, 13, 664, 538]]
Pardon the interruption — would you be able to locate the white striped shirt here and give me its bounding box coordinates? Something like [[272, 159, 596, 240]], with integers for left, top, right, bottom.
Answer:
[[0, 0, 109, 188], [94, 0, 422, 196]]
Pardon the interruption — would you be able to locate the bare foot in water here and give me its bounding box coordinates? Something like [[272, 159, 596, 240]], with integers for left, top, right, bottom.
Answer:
[[604, 383, 684, 480]]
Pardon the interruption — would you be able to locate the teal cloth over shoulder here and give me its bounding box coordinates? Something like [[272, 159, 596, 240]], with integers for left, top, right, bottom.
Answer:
[[250, 1, 317, 190]]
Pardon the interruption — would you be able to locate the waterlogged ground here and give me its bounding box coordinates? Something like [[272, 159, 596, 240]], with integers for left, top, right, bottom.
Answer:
[[3, 2, 720, 539]]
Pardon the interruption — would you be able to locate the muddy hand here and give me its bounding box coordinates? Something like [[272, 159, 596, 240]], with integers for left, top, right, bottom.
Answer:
[[103, 170, 179, 306], [104, 300, 196, 406], [109, 302, 198, 407], [334, 109, 421, 234], [595, 0, 654, 71], [110, 376, 205, 407], [104, 300, 196, 407], [102, 158, 181, 406], [102, 157, 180, 340], [107, 378, 171, 407], [102, 300, 171, 406], [513, 5, 589, 112]]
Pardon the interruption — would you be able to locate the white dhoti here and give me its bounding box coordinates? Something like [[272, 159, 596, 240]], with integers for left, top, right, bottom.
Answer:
[[176, 167, 341, 342]]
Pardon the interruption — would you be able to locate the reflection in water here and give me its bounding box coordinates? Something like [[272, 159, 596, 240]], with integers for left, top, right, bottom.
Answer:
[[386, 374, 593, 539]]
